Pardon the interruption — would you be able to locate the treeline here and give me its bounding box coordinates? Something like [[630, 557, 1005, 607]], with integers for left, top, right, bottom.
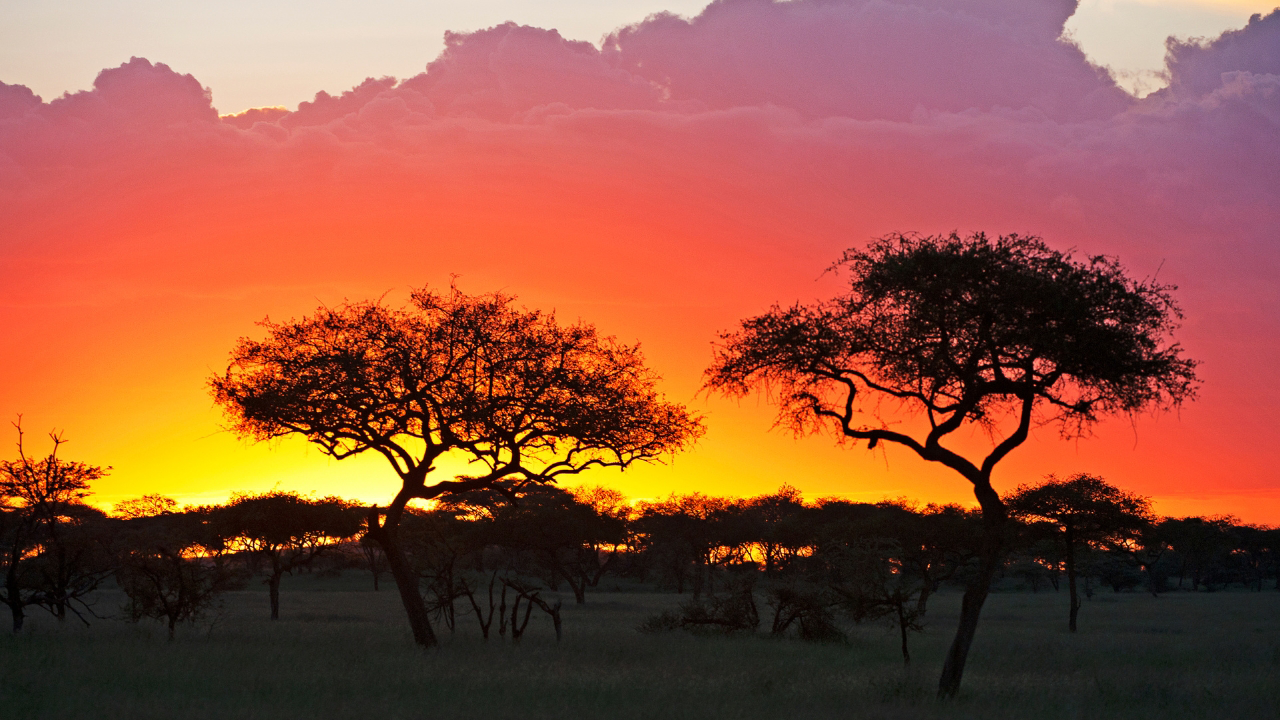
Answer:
[[3, 430, 1277, 649]]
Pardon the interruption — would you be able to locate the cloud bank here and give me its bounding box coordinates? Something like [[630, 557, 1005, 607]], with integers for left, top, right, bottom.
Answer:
[[1, 0, 1278, 518]]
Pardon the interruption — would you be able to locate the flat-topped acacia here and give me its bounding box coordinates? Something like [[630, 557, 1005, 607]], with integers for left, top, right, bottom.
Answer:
[[211, 285, 702, 646], [706, 232, 1197, 696]]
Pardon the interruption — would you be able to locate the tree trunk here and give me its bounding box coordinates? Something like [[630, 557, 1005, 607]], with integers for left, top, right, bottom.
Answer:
[[566, 572, 586, 605], [368, 500, 438, 648], [380, 535, 437, 647], [938, 484, 1006, 699], [268, 571, 283, 621], [937, 537, 1001, 697], [896, 601, 910, 666], [915, 582, 933, 616], [7, 600, 23, 633], [1065, 525, 1079, 633]]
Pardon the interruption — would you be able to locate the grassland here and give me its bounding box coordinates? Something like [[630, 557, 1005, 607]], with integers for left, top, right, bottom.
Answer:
[[2, 573, 1278, 719]]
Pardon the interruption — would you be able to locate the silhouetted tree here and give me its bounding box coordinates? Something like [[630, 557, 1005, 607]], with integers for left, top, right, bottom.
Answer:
[[24, 503, 114, 624], [833, 541, 926, 666], [857, 500, 981, 615], [485, 485, 629, 604], [113, 494, 178, 519], [0, 420, 109, 631], [634, 493, 742, 597], [1234, 524, 1279, 592], [1008, 473, 1152, 631], [765, 581, 843, 641], [742, 485, 810, 576], [115, 507, 245, 639], [358, 532, 390, 591], [705, 232, 1198, 696], [211, 285, 702, 646], [566, 485, 633, 593], [219, 491, 363, 619], [1158, 516, 1238, 591]]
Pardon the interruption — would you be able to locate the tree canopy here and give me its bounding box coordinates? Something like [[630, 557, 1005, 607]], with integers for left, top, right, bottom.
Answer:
[[212, 285, 701, 503], [1009, 473, 1153, 631], [706, 232, 1198, 492], [210, 284, 702, 646], [705, 232, 1198, 697]]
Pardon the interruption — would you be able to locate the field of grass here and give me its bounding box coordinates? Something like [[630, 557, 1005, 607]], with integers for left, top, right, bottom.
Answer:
[[2, 573, 1278, 719]]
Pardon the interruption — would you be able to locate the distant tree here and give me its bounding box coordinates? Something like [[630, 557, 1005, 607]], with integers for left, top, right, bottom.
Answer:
[[634, 493, 740, 597], [24, 503, 114, 624], [831, 541, 926, 666], [741, 485, 809, 576], [1007, 520, 1065, 593], [567, 485, 634, 590], [358, 532, 390, 591], [706, 232, 1198, 696], [113, 494, 178, 519], [0, 420, 109, 631], [115, 508, 245, 639], [211, 285, 702, 647], [1158, 516, 1238, 591], [862, 500, 981, 615], [487, 485, 629, 604], [1008, 473, 1152, 631], [399, 504, 485, 633], [1234, 525, 1280, 592], [219, 491, 363, 619]]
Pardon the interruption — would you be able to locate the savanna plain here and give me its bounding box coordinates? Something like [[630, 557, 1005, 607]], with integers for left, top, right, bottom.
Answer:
[[3, 574, 1277, 720]]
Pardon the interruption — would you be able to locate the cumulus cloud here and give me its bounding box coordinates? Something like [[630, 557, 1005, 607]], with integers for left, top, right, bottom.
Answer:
[[0, 0, 1277, 515], [602, 0, 1131, 120], [1162, 9, 1280, 99]]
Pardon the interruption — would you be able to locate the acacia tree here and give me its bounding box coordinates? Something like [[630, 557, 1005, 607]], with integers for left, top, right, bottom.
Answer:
[[705, 232, 1197, 697], [0, 420, 109, 632], [115, 508, 245, 639], [219, 491, 363, 620], [1008, 473, 1152, 632], [211, 285, 702, 647]]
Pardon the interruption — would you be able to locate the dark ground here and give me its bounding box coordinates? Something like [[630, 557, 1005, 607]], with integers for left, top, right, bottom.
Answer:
[[3, 574, 1278, 719]]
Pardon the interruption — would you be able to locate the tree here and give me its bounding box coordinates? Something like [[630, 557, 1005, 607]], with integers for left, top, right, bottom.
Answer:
[[114, 494, 178, 519], [634, 493, 741, 597], [1008, 473, 1153, 631], [829, 540, 926, 666], [705, 232, 1197, 696], [741, 485, 809, 576], [0, 420, 109, 631], [211, 285, 702, 647], [1158, 515, 1238, 590], [463, 484, 629, 605], [357, 532, 390, 591], [115, 507, 245, 639], [22, 502, 114, 625], [864, 500, 981, 615], [219, 491, 363, 620]]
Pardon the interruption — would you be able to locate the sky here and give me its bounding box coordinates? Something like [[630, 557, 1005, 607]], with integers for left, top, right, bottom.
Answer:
[[1, 0, 1279, 522]]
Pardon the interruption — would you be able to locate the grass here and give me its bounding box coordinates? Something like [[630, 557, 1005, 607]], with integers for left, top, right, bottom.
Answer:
[[2, 575, 1278, 719]]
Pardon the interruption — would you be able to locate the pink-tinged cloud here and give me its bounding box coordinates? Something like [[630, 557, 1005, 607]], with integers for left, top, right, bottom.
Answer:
[[0, 0, 1278, 521]]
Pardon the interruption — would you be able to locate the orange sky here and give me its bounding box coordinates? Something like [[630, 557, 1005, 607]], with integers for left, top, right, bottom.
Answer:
[[2, 2, 1278, 523]]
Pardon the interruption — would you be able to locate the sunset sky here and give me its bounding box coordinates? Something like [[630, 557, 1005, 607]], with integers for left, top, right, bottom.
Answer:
[[2, 0, 1279, 522]]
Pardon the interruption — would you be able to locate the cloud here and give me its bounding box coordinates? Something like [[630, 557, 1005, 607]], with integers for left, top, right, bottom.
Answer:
[[0, 1, 1277, 517], [602, 0, 1131, 120], [1162, 9, 1280, 99]]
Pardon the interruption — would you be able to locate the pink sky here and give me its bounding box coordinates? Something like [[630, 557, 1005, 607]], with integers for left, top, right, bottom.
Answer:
[[1, 0, 1278, 522]]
